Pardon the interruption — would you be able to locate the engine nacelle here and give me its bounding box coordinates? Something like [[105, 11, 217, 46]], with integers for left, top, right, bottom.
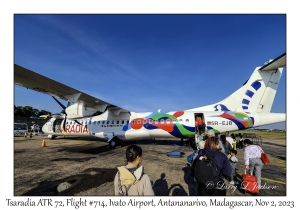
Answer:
[[65, 103, 98, 119]]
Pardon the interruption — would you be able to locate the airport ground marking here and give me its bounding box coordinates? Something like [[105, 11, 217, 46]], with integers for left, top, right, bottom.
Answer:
[[236, 172, 286, 185], [275, 159, 286, 165], [261, 177, 286, 185]]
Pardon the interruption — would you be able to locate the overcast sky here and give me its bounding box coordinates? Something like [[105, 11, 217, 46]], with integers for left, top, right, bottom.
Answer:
[[14, 14, 286, 129]]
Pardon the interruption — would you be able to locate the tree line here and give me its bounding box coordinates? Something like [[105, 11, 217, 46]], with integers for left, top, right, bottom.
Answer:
[[14, 105, 52, 118]]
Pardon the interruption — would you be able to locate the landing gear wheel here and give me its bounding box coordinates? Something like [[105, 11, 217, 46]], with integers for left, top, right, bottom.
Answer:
[[48, 135, 56, 140], [109, 139, 116, 148], [109, 137, 120, 148]]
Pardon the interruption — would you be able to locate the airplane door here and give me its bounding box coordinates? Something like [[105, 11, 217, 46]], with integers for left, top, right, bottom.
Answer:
[[52, 119, 56, 132], [194, 113, 205, 133]]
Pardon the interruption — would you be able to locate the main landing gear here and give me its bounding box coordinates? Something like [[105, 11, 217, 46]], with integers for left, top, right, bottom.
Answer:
[[109, 137, 121, 148], [48, 134, 57, 140]]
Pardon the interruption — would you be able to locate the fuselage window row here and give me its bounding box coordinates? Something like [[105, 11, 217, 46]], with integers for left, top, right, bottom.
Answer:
[[129, 119, 188, 125], [65, 119, 190, 126]]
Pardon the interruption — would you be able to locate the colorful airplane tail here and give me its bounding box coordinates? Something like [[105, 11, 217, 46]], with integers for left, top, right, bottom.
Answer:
[[189, 53, 286, 113]]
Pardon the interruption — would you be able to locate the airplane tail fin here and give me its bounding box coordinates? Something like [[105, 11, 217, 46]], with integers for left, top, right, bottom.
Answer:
[[189, 53, 286, 113]]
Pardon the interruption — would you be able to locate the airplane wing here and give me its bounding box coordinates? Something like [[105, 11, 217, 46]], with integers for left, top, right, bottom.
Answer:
[[14, 64, 129, 113], [258, 53, 286, 71]]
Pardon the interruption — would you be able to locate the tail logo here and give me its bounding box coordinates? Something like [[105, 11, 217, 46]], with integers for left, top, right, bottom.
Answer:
[[214, 104, 230, 111], [242, 81, 262, 110]]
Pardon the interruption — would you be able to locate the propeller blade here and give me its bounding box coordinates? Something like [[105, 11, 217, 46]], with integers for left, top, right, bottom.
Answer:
[[63, 116, 67, 132], [74, 120, 82, 125], [52, 96, 66, 109]]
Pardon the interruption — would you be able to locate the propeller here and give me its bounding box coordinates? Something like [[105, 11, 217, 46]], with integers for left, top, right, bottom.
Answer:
[[51, 96, 83, 132]]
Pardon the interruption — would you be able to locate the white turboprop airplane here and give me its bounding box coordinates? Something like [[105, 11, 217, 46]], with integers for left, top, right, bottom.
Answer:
[[14, 53, 286, 147]]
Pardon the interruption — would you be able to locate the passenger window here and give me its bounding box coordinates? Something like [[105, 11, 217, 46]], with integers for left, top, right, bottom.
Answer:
[[149, 119, 152, 124], [186, 119, 189, 124], [107, 121, 109, 124], [116, 120, 119, 124], [179, 119, 183, 123], [127, 120, 129, 124], [155, 120, 159, 124], [144, 119, 147, 124], [121, 120, 124, 124], [89, 121, 92, 124], [137, 120, 141, 124], [97, 121, 100, 124], [166, 119, 171, 124], [93, 121, 96, 124], [160, 119, 164, 124], [111, 120, 114, 124], [173, 119, 177, 123]]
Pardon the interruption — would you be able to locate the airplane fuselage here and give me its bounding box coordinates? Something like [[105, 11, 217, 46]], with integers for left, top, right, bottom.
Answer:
[[42, 110, 285, 141]]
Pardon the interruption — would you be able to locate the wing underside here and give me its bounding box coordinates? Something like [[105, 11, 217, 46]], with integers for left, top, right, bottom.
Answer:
[[14, 64, 129, 113]]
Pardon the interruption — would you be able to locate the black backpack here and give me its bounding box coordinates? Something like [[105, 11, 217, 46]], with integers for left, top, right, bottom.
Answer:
[[193, 151, 221, 186]]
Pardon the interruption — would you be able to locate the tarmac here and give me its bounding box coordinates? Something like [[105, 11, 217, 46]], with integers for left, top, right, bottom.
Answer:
[[14, 135, 286, 196]]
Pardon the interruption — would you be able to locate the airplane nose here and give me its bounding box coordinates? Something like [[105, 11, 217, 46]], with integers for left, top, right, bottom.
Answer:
[[42, 124, 47, 133]]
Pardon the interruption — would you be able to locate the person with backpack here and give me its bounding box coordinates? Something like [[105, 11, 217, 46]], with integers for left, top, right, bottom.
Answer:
[[114, 145, 155, 196], [192, 137, 232, 196]]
